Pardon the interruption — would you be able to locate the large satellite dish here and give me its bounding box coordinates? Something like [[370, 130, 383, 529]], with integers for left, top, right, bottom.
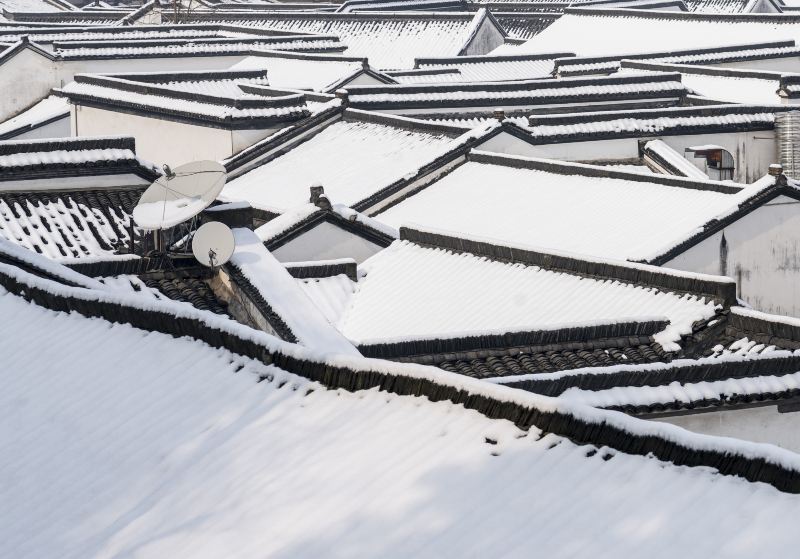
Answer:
[[192, 221, 235, 268], [133, 161, 227, 230]]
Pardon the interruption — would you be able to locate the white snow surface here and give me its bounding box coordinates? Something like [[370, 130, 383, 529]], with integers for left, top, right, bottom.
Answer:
[[297, 273, 357, 325], [375, 155, 772, 262], [221, 119, 461, 212], [229, 228, 359, 356], [505, 11, 800, 57], [4, 287, 800, 558], [231, 55, 364, 92], [337, 240, 718, 350], [645, 139, 709, 179]]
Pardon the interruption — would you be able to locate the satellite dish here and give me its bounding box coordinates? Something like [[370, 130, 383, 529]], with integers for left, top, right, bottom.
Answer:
[[192, 221, 235, 268], [133, 161, 227, 231]]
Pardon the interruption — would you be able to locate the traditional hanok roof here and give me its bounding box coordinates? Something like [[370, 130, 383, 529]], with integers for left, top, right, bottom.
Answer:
[[0, 95, 69, 140], [99, 273, 232, 316], [402, 51, 574, 82], [219, 109, 477, 214], [507, 8, 800, 57], [6, 264, 800, 554], [336, 227, 734, 358], [231, 50, 394, 92], [171, 10, 509, 69], [2, 9, 130, 23], [57, 70, 312, 128], [0, 0, 63, 12], [335, 0, 468, 12], [343, 72, 687, 115], [620, 61, 785, 105], [553, 40, 798, 77], [373, 151, 792, 263]]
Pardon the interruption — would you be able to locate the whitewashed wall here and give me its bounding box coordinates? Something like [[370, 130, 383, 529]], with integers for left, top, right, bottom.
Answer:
[[652, 404, 800, 452], [477, 130, 778, 184], [0, 49, 59, 122], [461, 17, 506, 56], [271, 222, 384, 264], [665, 195, 800, 316], [3, 115, 70, 141]]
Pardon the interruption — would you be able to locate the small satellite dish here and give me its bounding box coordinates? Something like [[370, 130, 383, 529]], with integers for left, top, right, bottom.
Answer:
[[192, 221, 235, 268], [133, 161, 227, 231]]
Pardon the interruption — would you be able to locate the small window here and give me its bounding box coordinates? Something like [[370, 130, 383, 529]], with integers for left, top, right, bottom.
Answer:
[[685, 145, 735, 181]]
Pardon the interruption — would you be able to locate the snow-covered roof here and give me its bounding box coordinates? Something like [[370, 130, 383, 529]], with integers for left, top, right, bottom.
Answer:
[[0, 95, 70, 140], [619, 62, 784, 105], [643, 138, 712, 179], [220, 111, 471, 213], [344, 72, 687, 114], [494, 12, 561, 39], [522, 104, 780, 142], [6, 279, 800, 556], [410, 52, 572, 82], [231, 51, 379, 92], [337, 232, 731, 351], [505, 8, 800, 57], [57, 71, 312, 127], [374, 151, 780, 263], [174, 10, 507, 69]]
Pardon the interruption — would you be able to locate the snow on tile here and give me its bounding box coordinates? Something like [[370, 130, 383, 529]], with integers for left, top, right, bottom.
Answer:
[[338, 240, 718, 349], [221, 119, 459, 213], [232, 55, 363, 92], [3, 287, 800, 558], [0, 96, 69, 139], [375, 156, 771, 262], [297, 273, 357, 325]]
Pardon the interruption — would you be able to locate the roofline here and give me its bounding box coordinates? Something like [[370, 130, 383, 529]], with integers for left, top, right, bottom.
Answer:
[[565, 5, 800, 21], [2, 258, 798, 492], [621, 59, 785, 80], [414, 50, 574, 66], [467, 149, 746, 194], [554, 40, 796, 70], [357, 319, 669, 359], [399, 225, 738, 306], [263, 208, 395, 252]]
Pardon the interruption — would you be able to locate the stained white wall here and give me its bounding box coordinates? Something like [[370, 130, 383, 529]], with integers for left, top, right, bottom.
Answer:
[[271, 221, 384, 264], [652, 404, 800, 452], [491, 130, 778, 184], [665, 195, 800, 316]]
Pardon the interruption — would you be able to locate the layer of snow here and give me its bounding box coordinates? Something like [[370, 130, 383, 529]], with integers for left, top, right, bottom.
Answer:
[[4, 287, 800, 558], [645, 139, 709, 179], [229, 228, 359, 355], [221, 119, 460, 212], [338, 240, 718, 350], [297, 273, 357, 325], [375, 154, 771, 262], [416, 57, 558, 82]]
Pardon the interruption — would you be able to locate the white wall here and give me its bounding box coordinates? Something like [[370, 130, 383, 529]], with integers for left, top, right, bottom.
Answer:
[[652, 404, 800, 452], [271, 221, 384, 264], [73, 105, 234, 166], [0, 48, 59, 122], [665, 195, 800, 316]]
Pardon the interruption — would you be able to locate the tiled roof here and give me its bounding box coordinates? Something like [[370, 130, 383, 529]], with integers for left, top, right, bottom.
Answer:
[[495, 12, 560, 39], [221, 112, 465, 212], [6, 282, 800, 554], [344, 72, 687, 112], [508, 8, 800, 57], [0, 187, 142, 260], [374, 151, 774, 263], [413, 52, 571, 82], [338, 231, 730, 352], [58, 72, 311, 128], [175, 11, 505, 69]]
